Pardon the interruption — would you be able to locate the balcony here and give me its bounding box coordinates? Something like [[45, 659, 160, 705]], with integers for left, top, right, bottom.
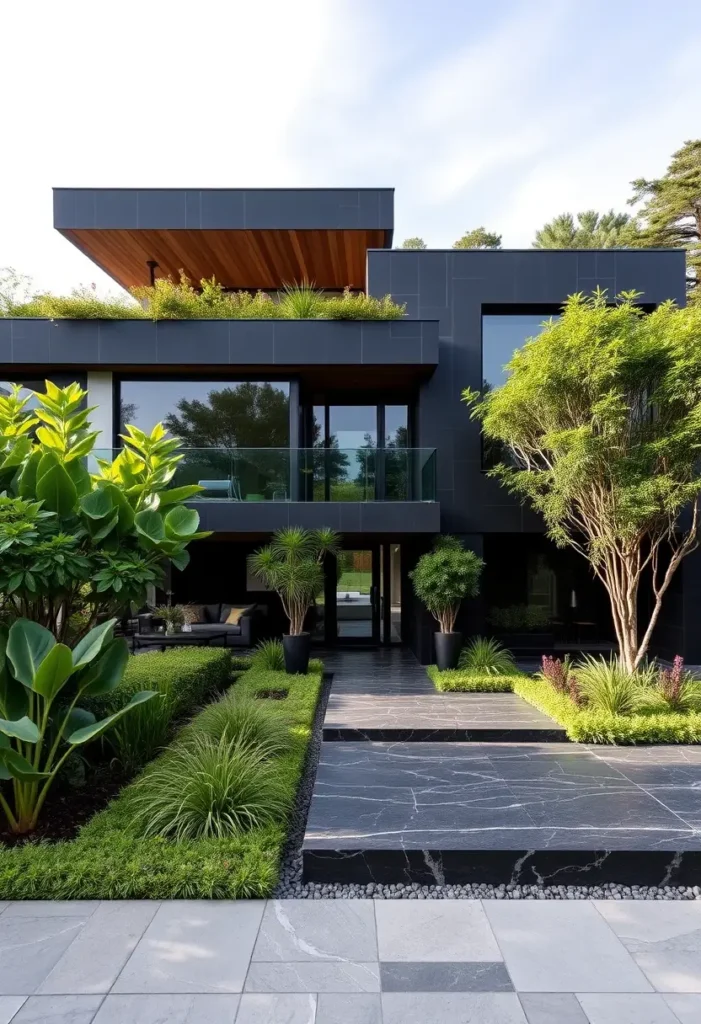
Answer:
[[94, 448, 440, 533]]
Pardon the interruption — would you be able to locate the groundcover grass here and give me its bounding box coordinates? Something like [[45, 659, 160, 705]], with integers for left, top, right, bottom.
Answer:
[[0, 657, 323, 899], [430, 666, 701, 744]]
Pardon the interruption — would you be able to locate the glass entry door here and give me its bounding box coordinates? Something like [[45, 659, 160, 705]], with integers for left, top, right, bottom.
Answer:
[[335, 547, 380, 644]]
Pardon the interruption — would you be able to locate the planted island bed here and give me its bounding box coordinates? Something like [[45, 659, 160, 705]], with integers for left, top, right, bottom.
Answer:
[[0, 649, 324, 900], [429, 665, 701, 744]]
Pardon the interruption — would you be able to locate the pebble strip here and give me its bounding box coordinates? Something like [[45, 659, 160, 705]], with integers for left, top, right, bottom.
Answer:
[[275, 673, 701, 901]]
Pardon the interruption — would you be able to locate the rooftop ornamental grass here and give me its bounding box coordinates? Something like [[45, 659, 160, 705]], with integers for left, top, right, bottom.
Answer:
[[2, 275, 406, 321]]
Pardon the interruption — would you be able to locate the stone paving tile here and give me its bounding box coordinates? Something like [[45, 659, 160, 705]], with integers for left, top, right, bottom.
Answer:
[[112, 901, 265, 994], [0, 997, 26, 1024], [251, 901, 377, 963], [483, 901, 652, 993], [381, 992, 529, 1023], [518, 992, 588, 1023], [11, 995, 103, 1023], [1, 902, 100, 919], [235, 993, 316, 1023], [380, 961, 512, 992], [93, 994, 240, 1023], [314, 994, 382, 1024], [0, 913, 92, 994], [576, 992, 681, 1023], [243, 961, 379, 993], [594, 900, 701, 992], [662, 994, 701, 1022], [375, 900, 502, 961], [37, 901, 159, 994]]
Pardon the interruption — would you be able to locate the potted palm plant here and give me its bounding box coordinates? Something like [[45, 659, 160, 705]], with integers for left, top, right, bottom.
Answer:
[[250, 526, 340, 674], [409, 536, 484, 670]]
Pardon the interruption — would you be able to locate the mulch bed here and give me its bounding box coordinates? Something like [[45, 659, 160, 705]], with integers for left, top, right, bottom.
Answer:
[[255, 689, 289, 700]]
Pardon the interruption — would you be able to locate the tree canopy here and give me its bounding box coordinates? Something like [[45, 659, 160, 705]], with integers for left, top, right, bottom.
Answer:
[[464, 291, 701, 671], [629, 139, 701, 304], [453, 227, 502, 250], [533, 210, 639, 249], [399, 237, 427, 249]]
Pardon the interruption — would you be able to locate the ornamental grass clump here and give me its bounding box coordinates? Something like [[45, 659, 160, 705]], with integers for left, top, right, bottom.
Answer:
[[459, 636, 517, 675], [252, 639, 286, 672], [131, 735, 288, 841], [574, 655, 654, 716], [183, 693, 291, 759]]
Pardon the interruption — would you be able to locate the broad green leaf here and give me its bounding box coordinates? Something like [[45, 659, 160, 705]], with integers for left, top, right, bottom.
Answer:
[[98, 483, 135, 532], [76, 637, 129, 696], [164, 505, 199, 538], [61, 707, 96, 740], [71, 618, 116, 668], [158, 485, 204, 506], [135, 508, 166, 544], [65, 432, 100, 462], [7, 619, 56, 687], [67, 691, 156, 745], [90, 510, 119, 542], [170, 548, 190, 571], [0, 747, 51, 782], [17, 450, 42, 498], [65, 457, 92, 497], [0, 625, 26, 719], [36, 454, 78, 515], [32, 644, 74, 700], [0, 715, 40, 743], [80, 488, 115, 520]]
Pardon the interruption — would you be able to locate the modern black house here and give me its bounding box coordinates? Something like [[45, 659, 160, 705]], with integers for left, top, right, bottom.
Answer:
[[0, 188, 691, 662]]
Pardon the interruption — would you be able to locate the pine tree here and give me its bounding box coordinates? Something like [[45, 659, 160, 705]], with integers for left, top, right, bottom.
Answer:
[[629, 140, 701, 304], [453, 227, 502, 250], [533, 210, 638, 249]]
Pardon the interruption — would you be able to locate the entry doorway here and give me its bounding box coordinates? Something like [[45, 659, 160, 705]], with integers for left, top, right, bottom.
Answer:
[[324, 543, 402, 647]]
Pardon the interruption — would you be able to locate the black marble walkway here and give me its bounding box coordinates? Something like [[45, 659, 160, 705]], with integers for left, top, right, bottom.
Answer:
[[303, 741, 701, 886]]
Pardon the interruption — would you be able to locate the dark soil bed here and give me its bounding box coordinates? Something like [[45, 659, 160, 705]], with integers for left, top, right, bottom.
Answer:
[[255, 689, 289, 700], [0, 768, 129, 847]]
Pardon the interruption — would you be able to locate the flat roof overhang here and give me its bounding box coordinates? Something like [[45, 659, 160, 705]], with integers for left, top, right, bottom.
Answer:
[[53, 188, 394, 291]]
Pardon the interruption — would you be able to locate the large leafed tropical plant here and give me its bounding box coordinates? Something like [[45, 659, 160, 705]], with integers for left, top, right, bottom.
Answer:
[[0, 381, 210, 641], [0, 617, 155, 833]]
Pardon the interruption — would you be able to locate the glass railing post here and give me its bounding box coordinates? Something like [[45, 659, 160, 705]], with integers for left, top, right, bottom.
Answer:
[[289, 448, 298, 501]]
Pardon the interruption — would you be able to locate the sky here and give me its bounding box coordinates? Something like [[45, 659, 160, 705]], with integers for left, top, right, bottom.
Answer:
[[1, 0, 700, 297]]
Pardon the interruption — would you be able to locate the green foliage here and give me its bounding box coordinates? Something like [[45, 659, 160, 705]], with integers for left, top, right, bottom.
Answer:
[[488, 605, 551, 631], [0, 662, 323, 898], [252, 638, 286, 672], [399, 237, 427, 249], [154, 605, 186, 630], [409, 536, 484, 633], [533, 210, 639, 249], [4, 273, 406, 321], [453, 227, 502, 250], [464, 292, 701, 672], [458, 636, 517, 675], [0, 383, 209, 639], [185, 691, 291, 757], [574, 656, 652, 716], [0, 618, 154, 833], [629, 140, 701, 304], [131, 735, 289, 840], [250, 527, 340, 636], [428, 667, 519, 692], [514, 676, 701, 745], [84, 647, 233, 771]]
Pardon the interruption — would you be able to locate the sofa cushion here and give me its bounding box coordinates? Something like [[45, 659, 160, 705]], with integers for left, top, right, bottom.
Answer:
[[221, 604, 255, 625], [182, 604, 206, 624], [190, 622, 241, 636], [203, 604, 222, 624]]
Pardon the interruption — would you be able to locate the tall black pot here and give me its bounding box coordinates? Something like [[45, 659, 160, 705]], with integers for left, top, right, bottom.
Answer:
[[283, 633, 311, 675], [434, 631, 462, 671]]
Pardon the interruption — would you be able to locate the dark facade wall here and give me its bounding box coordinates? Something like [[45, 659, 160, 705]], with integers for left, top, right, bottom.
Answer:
[[367, 248, 687, 536]]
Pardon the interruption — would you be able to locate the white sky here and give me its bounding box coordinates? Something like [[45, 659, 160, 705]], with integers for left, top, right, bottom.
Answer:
[[1, 0, 699, 297]]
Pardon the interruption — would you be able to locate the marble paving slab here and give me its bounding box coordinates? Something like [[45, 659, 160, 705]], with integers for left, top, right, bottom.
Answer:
[[323, 693, 567, 742], [303, 742, 701, 885]]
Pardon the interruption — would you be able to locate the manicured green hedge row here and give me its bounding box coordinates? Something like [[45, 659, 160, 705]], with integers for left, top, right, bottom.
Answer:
[[0, 661, 323, 899], [427, 667, 520, 692], [513, 677, 701, 744]]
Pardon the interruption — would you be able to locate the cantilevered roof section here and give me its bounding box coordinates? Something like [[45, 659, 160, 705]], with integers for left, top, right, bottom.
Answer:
[[53, 188, 394, 292]]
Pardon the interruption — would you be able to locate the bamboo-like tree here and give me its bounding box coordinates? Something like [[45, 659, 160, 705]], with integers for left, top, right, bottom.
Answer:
[[463, 290, 701, 672], [533, 210, 639, 249]]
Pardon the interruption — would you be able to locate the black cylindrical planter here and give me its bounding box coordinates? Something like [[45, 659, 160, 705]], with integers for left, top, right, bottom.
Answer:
[[434, 631, 462, 670], [283, 633, 311, 675]]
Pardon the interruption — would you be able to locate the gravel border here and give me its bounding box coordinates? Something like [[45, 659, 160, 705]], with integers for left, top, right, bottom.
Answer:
[[275, 671, 701, 902]]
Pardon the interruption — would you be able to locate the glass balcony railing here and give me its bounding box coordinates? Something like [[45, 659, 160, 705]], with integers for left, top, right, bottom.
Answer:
[[92, 448, 437, 502]]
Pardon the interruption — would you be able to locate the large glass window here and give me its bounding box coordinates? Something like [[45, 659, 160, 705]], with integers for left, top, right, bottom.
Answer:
[[481, 314, 556, 392], [118, 380, 290, 447]]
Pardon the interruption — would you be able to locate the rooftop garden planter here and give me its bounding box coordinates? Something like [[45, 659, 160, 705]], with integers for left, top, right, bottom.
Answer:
[[2, 276, 406, 322]]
